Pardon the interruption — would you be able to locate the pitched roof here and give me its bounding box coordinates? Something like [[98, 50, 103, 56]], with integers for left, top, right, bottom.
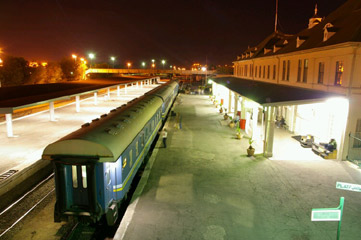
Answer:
[[237, 0, 361, 60]]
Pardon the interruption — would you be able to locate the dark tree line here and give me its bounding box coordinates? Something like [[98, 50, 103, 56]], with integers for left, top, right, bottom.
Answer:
[[0, 55, 87, 87]]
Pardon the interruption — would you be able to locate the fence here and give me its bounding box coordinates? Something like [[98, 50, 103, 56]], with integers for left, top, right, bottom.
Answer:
[[347, 132, 361, 166]]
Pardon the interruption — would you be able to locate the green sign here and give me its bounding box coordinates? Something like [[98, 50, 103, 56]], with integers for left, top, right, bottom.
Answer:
[[311, 197, 344, 240], [336, 182, 361, 192], [311, 209, 341, 221]]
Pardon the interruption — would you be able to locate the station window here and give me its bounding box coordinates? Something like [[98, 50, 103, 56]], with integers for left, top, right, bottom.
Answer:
[[282, 60, 286, 80], [263, 66, 265, 78], [318, 62, 325, 84], [297, 60, 302, 82], [259, 66, 262, 78], [286, 60, 290, 81], [255, 66, 258, 77], [250, 64, 253, 77], [273, 65, 276, 80], [81, 166, 87, 188], [72, 165, 78, 188], [303, 59, 308, 83], [141, 134, 144, 147], [267, 65, 270, 79], [335, 61, 343, 86]]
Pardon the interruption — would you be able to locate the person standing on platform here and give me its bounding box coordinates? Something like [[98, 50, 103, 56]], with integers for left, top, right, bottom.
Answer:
[[161, 128, 168, 148]]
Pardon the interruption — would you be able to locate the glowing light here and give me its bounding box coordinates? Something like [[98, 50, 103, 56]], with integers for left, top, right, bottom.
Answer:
[[201, 67, 207, 71], [110, 57, 116, 61], [88, 53, 95, 59], [72, 54, 77, 60], [41, 62, 48, 67], [142, 62, 146, 67], [127, 62, 131, 67]]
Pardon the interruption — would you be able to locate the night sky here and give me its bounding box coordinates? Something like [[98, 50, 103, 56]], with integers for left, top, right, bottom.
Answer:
[[0, 0, 347, 67]]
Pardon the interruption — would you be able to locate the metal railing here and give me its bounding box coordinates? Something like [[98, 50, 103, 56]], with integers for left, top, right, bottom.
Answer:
[[347, 132, 361, 166]]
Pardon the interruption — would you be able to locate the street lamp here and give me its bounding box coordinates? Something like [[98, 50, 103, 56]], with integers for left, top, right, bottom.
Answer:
[[110, 57, 116, 68], [142, 62, 146, 68], [72, 54, 77, 63], [161, 59, 165, 69], [88, 53, 95, 68]]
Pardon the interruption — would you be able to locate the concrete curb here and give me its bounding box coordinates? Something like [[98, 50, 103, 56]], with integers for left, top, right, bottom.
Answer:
[[0, 159, 53, 211]]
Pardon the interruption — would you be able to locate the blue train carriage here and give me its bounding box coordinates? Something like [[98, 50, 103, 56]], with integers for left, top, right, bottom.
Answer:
[[42, 95, 163, 225], [147, 81, 179, 119]]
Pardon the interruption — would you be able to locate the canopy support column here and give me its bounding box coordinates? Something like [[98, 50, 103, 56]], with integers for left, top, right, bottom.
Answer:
[[6, 113, 13, 137], [264, 106, 275, 157], [76, 95, 80, 113], [94, 92, 98, 105], [49, 101, 56, 121]]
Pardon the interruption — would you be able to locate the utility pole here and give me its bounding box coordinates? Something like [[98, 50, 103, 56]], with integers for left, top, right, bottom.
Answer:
[[274, 0, 278, 32]]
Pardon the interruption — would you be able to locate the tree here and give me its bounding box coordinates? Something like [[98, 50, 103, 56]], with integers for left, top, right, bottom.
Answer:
[[47, 62, 63, 83], [60, 58, 86, 81], [0, 56, 29, 86], [28, 66, 47, 84]]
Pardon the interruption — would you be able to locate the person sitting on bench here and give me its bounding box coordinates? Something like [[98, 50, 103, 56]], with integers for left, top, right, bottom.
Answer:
[[321, 138, 337, 152]]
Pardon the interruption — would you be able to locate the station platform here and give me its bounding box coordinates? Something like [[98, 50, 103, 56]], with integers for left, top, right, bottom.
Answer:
[[115, 94, 361, 240], [0, 82, 159, 210]]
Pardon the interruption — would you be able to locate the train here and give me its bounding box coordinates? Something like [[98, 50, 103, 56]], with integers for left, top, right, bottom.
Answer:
[[42, 81, 179, 225]]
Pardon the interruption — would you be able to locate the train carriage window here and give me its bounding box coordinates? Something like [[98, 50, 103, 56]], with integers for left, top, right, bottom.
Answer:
[[81, 166, 87, 188], [123, 158, 127, 169], [141, 134, 144, 147], [106, 170, 111, 185], [72, 166, 78, 188], [129, 150, 133, 167], [136, 141, 139, 156]]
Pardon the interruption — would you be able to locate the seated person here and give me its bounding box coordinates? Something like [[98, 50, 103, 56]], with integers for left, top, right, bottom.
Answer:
[[323, 138, 337, 152], [276, 117, 286, 128]]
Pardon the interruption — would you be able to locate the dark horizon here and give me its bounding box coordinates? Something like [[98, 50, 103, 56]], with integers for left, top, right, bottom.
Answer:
[[0, 0, 347, 67]]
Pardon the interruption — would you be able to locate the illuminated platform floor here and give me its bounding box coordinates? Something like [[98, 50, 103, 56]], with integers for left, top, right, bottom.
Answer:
[[0, 84, 159, 175], [115, 94, 361, 240]]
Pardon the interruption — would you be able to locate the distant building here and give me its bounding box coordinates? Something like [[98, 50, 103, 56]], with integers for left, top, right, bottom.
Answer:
[[213, 0, 361, 162]]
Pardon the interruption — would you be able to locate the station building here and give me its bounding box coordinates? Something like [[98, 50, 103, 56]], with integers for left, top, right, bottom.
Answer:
[[212, 0, 361, 163]]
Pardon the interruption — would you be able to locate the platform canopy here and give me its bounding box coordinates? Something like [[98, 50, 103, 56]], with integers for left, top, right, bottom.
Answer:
[[212, 76, 345, 106]]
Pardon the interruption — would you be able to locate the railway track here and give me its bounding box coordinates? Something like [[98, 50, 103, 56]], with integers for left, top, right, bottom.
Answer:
[[0, 174, 56, 239]]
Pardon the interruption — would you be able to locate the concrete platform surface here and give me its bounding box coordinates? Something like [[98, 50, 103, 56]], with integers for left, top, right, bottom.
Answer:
[[116, 94, 361, 240]]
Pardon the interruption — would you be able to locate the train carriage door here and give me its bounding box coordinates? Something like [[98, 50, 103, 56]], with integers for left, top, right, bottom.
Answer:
[[72, 165, 89, 207]]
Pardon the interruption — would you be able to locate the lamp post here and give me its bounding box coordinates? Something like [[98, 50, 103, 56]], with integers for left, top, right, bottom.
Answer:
[[127, 62, 131, 73], [88, 53, 95, 68], [161, 59, 165, 69], [110, 57, 116, 68], [72, 54, 77, 63], [142, 62, 146, 68]]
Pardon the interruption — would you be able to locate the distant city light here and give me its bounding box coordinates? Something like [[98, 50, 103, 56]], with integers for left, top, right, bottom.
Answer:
[[72, 54, 77, 60], [88, 53, 95, 59], [142, 62, 146, 67], [110, 56, 116, 61]]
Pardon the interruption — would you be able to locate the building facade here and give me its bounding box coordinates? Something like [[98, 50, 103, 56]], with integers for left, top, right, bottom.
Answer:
[[221, 0, 361, 162]]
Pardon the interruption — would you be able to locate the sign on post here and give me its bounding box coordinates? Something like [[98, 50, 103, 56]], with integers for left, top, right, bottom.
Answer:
[[311, 209, 341, 221], [311, 197, 344, 240], [336, 181, 361, 192]]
